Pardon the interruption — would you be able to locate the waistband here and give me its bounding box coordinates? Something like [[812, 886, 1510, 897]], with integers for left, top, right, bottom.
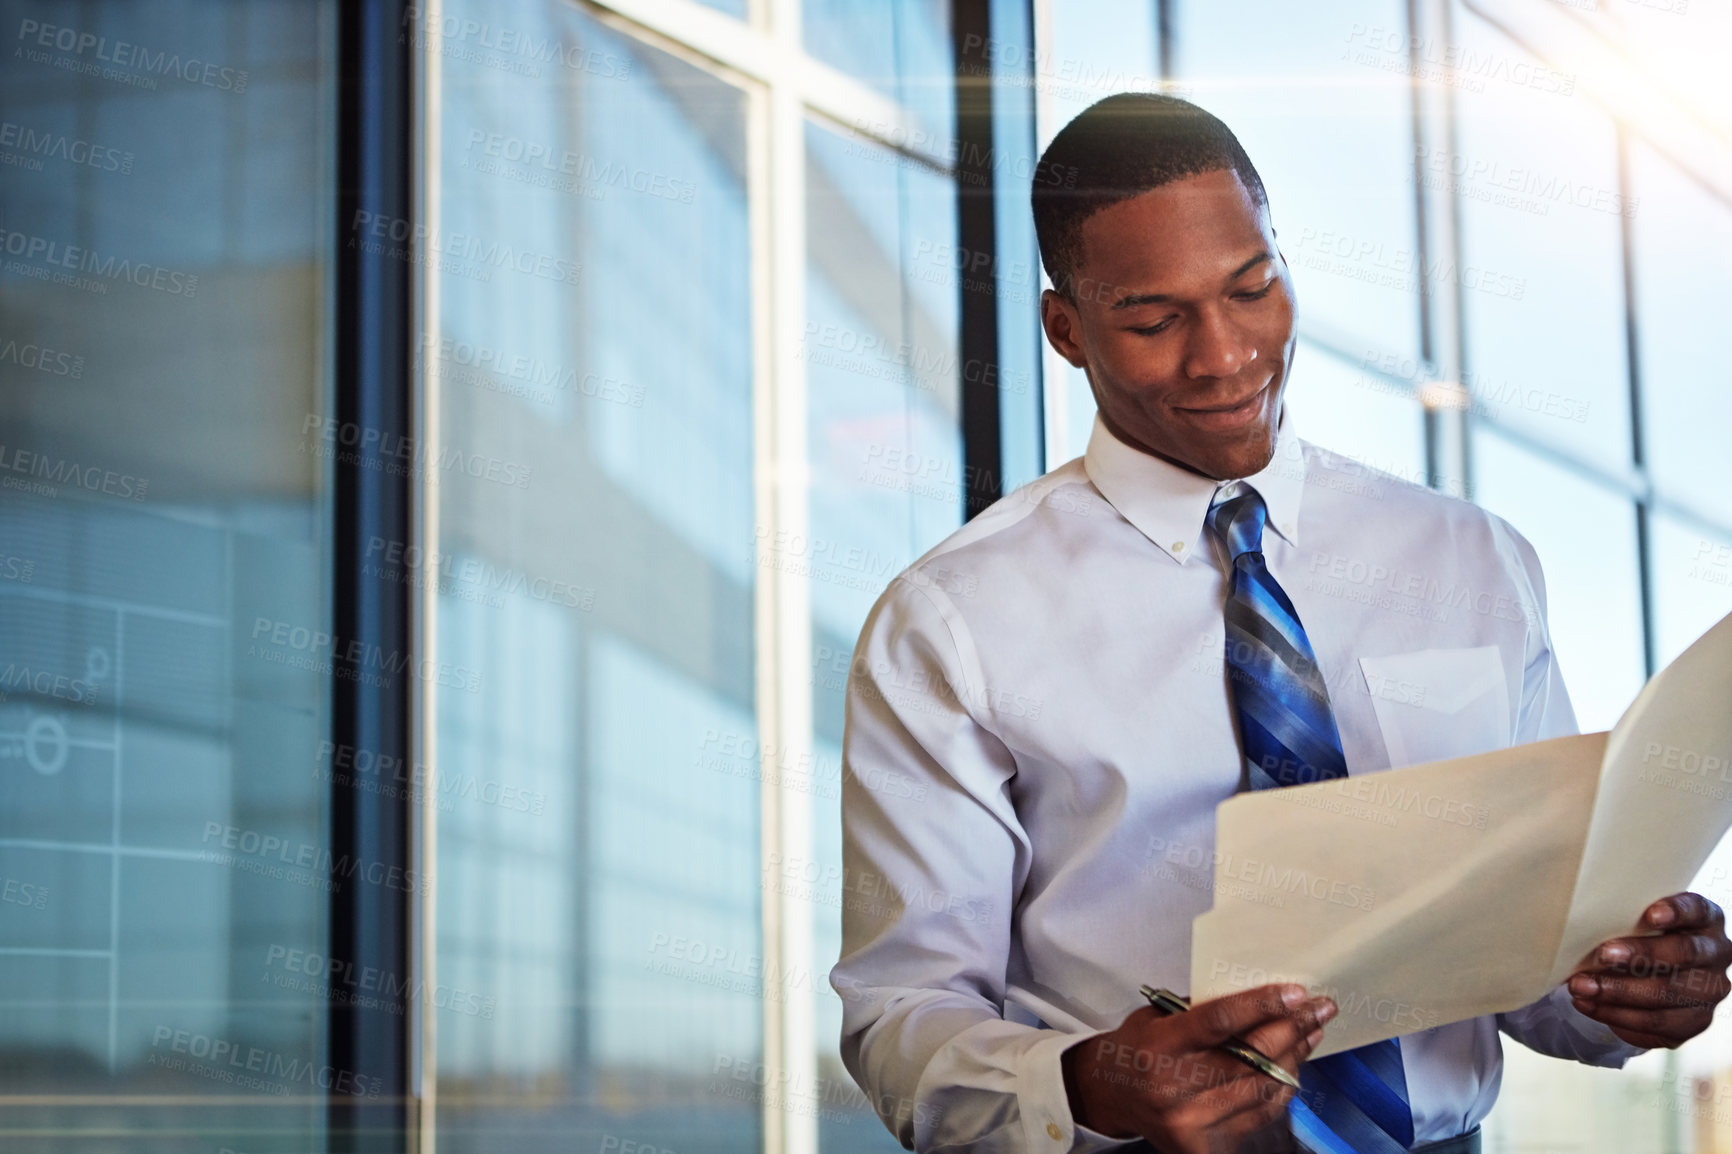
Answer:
[[1409, 1126, 1481, 1154]]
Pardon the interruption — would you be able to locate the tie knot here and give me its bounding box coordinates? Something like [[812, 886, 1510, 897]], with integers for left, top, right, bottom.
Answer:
[[1208, 487, 1267, 561]]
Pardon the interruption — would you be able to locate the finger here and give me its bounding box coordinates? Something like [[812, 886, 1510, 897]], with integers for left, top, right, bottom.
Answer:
[[1582, 930, 1732, 977], [1570, 968, 1731, 1011], [1181, 984, 1316, 1049], [1211, 1100, 1302, 1154], [1642, 893, 1724, 933], [1194, 1081, 1295, 1150], [1237, 998, 1338, 1068], [1166, 1064, 1295, 1135], [1567, 997, 1706, 1043]]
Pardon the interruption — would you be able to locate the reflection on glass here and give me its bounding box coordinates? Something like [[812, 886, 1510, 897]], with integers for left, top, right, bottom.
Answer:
[[1038, 0, 1158, 129], [1286, 344, 1425, 482], [1647, 513, 1732, 673], [802, 0, 954, 148], [1180, 0, 1420, 357], [433, 2, 757, 1151], [806, 120, 962, 1153], [0, 0, 334, 1148], [1628, 142, 1732, 503], [1451, 6, 1631, 464], [1471, 429, 1645, 732]]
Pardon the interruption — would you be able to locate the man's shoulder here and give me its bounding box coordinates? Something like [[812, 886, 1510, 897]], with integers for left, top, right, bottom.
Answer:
[[1300, 439, 1488, 526], [911, 457, 1104, 569], [1297, 439, 1542, 581], [861, 459, 1103, 624]]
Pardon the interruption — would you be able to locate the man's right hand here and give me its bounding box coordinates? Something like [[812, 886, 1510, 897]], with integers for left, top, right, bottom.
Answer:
[[1060, 984, 1336, 1154]]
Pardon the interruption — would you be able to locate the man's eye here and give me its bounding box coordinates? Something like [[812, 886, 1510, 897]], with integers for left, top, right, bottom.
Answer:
[[1234, 283, 1276, 301], [1129, 319, 1176, 336]]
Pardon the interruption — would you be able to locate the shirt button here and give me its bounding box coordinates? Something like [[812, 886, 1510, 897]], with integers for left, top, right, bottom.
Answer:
[[1046, 1121, 1064, 1141], [1172, 541, 1186, 553]]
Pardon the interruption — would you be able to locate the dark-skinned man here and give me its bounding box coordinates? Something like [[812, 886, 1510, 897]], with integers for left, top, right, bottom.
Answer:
[[829, 93, 1732, 1154]]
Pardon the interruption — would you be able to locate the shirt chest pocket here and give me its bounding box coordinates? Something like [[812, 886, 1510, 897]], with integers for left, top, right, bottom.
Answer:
[[1356, 645, 1513, 768]]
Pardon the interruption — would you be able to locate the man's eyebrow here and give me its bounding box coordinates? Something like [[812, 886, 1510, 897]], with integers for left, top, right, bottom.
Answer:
[[1107, 253, 1276, 310]]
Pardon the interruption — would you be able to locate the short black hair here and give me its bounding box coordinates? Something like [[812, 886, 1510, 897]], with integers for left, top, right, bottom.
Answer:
[[1032, 93, 1269, 297]]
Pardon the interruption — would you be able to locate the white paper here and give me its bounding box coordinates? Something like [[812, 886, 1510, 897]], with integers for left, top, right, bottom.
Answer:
[[1190, 611, 1732, 1058]]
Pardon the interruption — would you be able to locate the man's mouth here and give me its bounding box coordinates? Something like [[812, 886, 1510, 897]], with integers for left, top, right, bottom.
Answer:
[[1176, 383, 1270, 429]]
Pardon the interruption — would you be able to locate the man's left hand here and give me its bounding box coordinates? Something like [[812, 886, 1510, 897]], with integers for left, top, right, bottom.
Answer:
[[1568, 892, 1732, 1048]]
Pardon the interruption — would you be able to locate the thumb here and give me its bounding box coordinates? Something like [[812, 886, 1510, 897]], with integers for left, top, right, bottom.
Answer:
[[1181, 985, 1308, 1047]]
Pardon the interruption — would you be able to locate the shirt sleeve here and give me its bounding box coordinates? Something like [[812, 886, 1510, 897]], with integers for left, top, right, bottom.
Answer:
[[1487, 515, 1647, 1068], [828, 576, 1136, 1153]]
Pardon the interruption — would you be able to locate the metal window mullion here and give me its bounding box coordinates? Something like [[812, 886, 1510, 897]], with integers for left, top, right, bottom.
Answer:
[[411, 0, 445, 1150], [1408, 0, 1471, 500], [956, 0, 1002, 520], [586, 0, 947, 172], [753, 0, 816, 1150], [330, 0, 416, 1147]]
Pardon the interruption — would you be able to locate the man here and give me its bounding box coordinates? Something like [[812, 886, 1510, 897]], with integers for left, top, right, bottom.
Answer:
[[830, 92, 1732, 1154]]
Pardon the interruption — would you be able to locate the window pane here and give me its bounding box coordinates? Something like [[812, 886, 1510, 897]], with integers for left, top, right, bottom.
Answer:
[[1180, 0, 1421, 357], [432, 4, 758, 1151], [0, 0, 335, 1148], [1471, 430, 1645, 732], [805, 121, 962, 1154], [1039, 0, 1160, 128], [802, 0, 953, 149], [1287, 344, 1425, 484], [1648, 512, 1732, 673], [1628, 142, 1732, 502], [1451, 4, 1632, 464]]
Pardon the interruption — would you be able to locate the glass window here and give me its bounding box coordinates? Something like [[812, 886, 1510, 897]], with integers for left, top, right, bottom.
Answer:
[[1471, 430, 1646, 732], [1034, 0, 1161, 465], [1451, 4, 1632, 465], [805, 119, 962, 1154], [432, 4, 759, 1151], [1648, 512, 1732, 676], [1286, 345, 1426, 484], [1628, 141, 1732, 503], [0, 0, 335, 1148], [802, 0, 954, 149], [1038, 0, 1160, 130], [1179, 0, 1422, 360]]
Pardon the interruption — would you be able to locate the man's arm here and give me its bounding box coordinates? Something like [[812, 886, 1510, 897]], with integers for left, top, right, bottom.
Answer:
[[831, 577, 1330, 1152], [1486, 515, 1653, 1064], [831, 576, 1107, 1151], [1485, 518, 1732, 1061]]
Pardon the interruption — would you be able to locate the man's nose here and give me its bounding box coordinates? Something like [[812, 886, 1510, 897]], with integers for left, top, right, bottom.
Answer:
[[1183, 306, 1256, 380]]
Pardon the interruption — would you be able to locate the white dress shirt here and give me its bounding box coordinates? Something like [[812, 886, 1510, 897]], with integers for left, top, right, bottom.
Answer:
[[830, 415, 1641, 1152]]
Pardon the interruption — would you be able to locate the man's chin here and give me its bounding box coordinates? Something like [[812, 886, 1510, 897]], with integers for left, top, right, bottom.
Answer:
[[1185, 425, 1278, 482]]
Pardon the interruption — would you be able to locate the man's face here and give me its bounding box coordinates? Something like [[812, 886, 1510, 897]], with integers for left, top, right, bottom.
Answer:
[[1040, 168, 1297, 481]]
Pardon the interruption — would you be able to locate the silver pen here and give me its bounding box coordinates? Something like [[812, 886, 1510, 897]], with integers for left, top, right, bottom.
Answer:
[[1140, 985, 1303, 1090]]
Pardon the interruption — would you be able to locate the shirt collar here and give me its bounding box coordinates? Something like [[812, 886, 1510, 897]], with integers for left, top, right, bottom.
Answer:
[[1082, 411, 1306, 565]]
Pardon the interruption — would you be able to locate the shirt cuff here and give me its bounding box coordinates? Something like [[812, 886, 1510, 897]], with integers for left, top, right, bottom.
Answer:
[[1017, 1028, 1146, 1153], [1543, 983, 1648, 1065]]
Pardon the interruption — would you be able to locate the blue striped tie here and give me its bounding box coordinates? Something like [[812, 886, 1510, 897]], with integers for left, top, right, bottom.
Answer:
[[1208, 487, 1415, 1154]]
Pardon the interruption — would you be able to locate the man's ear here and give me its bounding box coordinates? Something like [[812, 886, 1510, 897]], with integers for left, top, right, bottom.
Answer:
[[1040, 288, 1088, 370]]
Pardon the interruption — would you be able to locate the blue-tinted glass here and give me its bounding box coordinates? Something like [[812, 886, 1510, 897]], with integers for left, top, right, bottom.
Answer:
[[1034, 0, 1160, 464], [1648, 512, 1732, 670], [0, 0, 334, 1147], [433, 2, 758, 1151], [1471, 431, 1645, 731], [990, 0, 1047, 491], [803, 0, 953, 149], [1287, 344, 1426, 484], [1179, 0, 1421, 357], [1628, 142, 1732, 503], [805, 120, 961, 1152], [1038, 0, 1159, 129], [1451, 4, 1632, 465]]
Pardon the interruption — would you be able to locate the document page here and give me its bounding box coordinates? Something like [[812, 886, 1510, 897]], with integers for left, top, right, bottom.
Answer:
[[1190, 611, 1732, 1057]]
